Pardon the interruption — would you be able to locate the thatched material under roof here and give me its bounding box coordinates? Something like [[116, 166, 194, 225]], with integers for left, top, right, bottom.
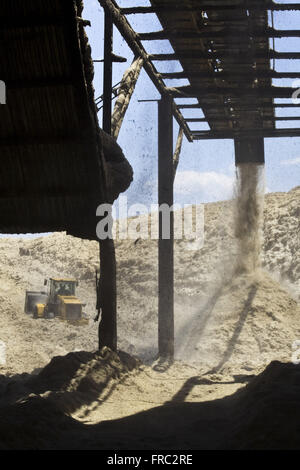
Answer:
[[0, 0, 132, 239]]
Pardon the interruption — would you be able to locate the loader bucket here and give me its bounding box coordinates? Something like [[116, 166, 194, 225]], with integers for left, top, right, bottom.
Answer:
[[24, 291, 48, 314]]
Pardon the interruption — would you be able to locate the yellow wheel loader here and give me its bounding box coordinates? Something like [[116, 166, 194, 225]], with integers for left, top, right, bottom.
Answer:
[[24, 278, 88, 325]]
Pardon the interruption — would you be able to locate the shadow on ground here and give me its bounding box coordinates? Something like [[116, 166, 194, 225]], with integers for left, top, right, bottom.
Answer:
[[0, 351, 300, 450]]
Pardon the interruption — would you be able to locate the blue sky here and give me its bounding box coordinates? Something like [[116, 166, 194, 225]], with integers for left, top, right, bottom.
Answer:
[[82, 0, 300, 209]]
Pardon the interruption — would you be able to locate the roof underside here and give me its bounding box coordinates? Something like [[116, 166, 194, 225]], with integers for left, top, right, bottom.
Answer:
[[113, 0, 300, 140], [0, 0, 105, 238], [151, 0, 275, 136]]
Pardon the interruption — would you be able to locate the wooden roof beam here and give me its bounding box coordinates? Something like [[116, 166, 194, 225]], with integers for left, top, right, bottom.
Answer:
[[98, 0, 193, 142]]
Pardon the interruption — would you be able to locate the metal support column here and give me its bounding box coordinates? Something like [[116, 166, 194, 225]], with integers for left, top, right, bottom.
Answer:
[[98, 238, 117, 351], [158, 94, 174, 360], [98, 8, 117, 352]]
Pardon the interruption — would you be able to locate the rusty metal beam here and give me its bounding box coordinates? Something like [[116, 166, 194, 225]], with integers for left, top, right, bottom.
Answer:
[[167, 85, 299, 99], [97, 0, 193, 142], [150, 51, 300, 61], [179, 103, 300, 110], [186, 116, 300, 122], [121, 4, 300, 14], [160, 71, 300, 80], [192, 128, 300, 140], [139, 28, 300, 41]]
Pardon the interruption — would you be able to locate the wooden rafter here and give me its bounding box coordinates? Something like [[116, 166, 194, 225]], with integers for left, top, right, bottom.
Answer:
[[97, 0, 193, 142], [173, 127, 183, 182], [111, 56, 144, 140], [99, 0, 300, 140]]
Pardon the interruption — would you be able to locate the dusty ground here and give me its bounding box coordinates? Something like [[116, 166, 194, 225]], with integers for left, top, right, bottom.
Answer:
[[0, 186, 299, 449], [1, 350, 300, 449]]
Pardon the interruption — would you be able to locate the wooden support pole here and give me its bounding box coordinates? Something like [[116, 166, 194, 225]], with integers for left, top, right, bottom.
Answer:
[[103, 8, 113, 134], [98, 7, 117, 352], [158, 94, 174, 360], [111, 56, 144, 140], [173, 127, 183, 182], [97, 0, 193, 142], [234, 138, 265, 165]]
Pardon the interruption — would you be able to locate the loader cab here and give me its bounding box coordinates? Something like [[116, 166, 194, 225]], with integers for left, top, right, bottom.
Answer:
[[46, 278, 77, 304]]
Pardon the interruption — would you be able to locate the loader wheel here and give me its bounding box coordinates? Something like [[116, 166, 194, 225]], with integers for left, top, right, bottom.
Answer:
[[43, 307, 51, 319], [33, 306, 38, 319]]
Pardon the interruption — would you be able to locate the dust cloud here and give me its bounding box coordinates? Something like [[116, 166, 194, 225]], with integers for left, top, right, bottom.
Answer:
[[175, 163, 299, 373]]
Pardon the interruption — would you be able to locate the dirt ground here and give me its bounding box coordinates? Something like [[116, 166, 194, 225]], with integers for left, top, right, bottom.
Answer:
[[0, 186, 299, 449], [1, 349, 300, 449]]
